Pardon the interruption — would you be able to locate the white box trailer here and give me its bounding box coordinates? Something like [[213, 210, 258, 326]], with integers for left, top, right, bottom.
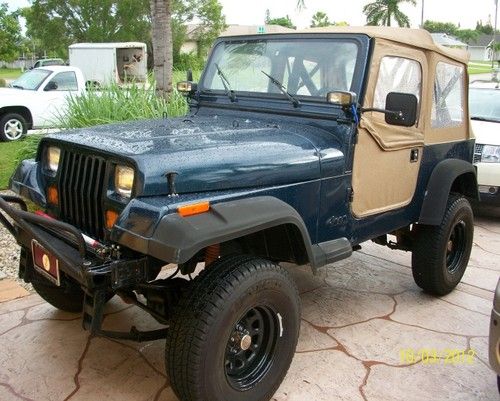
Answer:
[[68, 42, 147, 86]]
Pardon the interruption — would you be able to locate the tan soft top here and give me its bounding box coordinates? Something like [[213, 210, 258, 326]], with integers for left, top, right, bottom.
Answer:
[[298, 26, 469, 64]]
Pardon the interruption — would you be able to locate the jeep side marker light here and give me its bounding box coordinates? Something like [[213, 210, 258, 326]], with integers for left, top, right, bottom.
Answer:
[[177, 81, 193, 92], [178, 201, 210, 217], [326, 91, 357, 107]]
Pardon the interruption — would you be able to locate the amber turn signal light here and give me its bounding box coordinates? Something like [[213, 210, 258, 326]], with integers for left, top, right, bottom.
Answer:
[[47, 186, 59, 205], [105, 210, 119, 229], [178, 201, 210, 217]]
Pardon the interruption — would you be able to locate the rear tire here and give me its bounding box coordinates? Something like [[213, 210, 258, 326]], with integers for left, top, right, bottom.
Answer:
[[0, 113, 28, 142], [31, 272, 84, 313], [165, 255, 300, 401], [412, 195, 474, 295]]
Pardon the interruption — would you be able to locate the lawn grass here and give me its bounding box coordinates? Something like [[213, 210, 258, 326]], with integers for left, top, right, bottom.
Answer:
[[468, 61, 494, 75], [0, 68, 22, 80], [0, 135, 42, 189]]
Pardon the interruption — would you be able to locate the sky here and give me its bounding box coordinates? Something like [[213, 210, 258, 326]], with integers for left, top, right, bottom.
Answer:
[[5, 0, 500, 30]]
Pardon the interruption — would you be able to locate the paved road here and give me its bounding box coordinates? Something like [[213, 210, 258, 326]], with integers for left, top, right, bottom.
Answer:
[[0, 214, 498, 401]]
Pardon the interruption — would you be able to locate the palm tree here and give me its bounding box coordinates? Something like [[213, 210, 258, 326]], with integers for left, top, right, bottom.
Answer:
[[150, 0, 173, 98], [363, 0, 416, 27], [311, 11, 332, 28], [487, 41, 500, 65]]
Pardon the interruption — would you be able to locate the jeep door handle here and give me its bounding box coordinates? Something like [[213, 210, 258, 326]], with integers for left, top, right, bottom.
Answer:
[[410, 148, 419, 162]]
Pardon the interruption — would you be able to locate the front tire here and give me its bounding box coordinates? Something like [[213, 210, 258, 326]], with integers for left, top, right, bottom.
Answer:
[[0, 113, 28, 141], [165, 255, 300, 401], [412, 195, 474, 295]]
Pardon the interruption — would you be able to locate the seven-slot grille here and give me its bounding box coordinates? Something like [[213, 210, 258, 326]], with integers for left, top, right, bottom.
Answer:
[[473, 143, 484, 164], [58, 150, 107, 240]]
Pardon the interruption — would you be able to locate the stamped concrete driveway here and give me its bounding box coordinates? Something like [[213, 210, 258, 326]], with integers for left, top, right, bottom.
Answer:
[[0, 215, 498, 401]]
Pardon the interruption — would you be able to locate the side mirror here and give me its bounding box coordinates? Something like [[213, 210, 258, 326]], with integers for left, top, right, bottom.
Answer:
[[385, 92, 418, 127], [326, 91, 357, 108], [177, 81, 197, 96], [44, 81, 58, 91]]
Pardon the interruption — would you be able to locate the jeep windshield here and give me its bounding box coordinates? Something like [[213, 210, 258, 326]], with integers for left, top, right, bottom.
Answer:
[[201, 38, 359, 103]]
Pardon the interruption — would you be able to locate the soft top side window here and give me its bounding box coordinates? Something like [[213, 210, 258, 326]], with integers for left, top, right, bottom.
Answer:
[[374, 56, 422, 114], [431, 62, 464, 128]]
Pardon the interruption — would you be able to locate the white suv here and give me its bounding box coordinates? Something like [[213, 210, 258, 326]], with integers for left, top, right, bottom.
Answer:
[[469, 81, 500, 205]]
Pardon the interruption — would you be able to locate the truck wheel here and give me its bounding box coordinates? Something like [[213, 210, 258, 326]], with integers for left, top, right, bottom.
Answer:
[[31, 272, 84, 313], [412, 195, 473, 296], [0, 113, 27, 141], [165, 255, 300, 401]]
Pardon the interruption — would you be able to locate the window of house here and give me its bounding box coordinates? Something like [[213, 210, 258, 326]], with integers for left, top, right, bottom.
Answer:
[[431, 62, 464, 128]]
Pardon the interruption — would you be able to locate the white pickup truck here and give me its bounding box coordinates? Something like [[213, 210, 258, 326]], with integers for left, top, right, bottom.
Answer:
[[0, 66, 85, 141]]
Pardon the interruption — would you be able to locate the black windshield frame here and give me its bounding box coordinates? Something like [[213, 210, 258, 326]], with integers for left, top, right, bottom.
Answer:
[[198, 33, 370, 108]]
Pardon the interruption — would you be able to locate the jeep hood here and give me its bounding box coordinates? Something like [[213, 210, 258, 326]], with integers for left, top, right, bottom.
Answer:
[[44, 116, 328, 196]]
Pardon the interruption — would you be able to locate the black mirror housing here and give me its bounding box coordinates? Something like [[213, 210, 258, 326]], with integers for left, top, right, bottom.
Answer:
[[44, 81, 58, 91], [385, 92, 418, 127]]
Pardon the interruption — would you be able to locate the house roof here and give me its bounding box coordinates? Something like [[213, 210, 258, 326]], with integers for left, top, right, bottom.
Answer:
[[185, 24, 295, 40], [430, 33, 467, 48], [466, 33, 494, 47], [221, 24, 296, 36]]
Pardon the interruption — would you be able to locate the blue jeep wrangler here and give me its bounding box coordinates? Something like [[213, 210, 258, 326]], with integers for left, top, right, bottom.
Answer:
[[0, 27, 478, 401]]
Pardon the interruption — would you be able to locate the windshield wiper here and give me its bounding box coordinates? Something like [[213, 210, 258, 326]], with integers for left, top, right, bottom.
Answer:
[[11, 84, 24, 90], [261, 70, 301, 108], [215, 63, 236, 102]]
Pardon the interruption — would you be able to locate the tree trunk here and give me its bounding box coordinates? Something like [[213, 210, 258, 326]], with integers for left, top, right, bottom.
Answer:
[[150, 0, 173, 99]]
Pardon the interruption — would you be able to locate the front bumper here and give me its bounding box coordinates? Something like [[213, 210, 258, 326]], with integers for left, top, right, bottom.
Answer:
[[0, 195, 148, 290], [478, 186, 500, 206]]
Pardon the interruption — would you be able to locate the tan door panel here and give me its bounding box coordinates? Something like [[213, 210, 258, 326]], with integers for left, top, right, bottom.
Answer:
[[352, 127, 423, 218]]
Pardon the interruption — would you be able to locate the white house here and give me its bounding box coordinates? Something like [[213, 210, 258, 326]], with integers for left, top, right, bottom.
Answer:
[[466, 34, 495, 61], [180, 24, 296, 55]]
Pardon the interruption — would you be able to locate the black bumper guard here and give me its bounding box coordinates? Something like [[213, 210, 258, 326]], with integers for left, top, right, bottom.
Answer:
[[0, 194, 168, 342]]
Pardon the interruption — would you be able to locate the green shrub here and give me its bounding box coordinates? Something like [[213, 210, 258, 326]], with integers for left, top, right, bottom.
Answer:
[[0, 78, 6, 87], [57, 80, 189, 129], [0, 135, 42, 190], [174, 52, 206, 72], [14, 134, 43, 164]]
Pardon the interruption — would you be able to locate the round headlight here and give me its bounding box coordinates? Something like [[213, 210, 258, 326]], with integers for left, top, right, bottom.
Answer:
[[115, 165, 135, 197], [46, 146, 61, 172]]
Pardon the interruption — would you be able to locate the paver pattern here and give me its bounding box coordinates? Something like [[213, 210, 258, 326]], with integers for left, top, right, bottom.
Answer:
[[0, 216, 498, 401]]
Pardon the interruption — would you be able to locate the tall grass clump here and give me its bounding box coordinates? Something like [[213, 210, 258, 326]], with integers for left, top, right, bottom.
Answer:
[[59, 80, 189, 129]]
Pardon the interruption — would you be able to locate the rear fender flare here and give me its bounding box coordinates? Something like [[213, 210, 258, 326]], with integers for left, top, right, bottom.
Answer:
[[419, 159, 478, 226]]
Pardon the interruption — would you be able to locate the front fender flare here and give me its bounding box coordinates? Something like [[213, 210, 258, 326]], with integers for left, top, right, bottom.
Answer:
[[119, 196, 316, 266]]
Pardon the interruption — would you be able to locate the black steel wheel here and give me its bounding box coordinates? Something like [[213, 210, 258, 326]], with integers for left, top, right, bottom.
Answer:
[[225, 306, 279, 390], [412, 195, 474, 295], [446, 219, 468, 274], [165, 255, 300, 401]]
